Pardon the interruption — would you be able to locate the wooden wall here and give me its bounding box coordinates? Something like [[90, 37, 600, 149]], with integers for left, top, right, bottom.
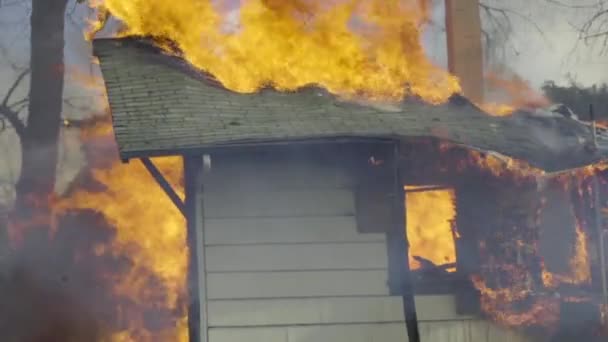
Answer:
[[196, 146, 536, 342]]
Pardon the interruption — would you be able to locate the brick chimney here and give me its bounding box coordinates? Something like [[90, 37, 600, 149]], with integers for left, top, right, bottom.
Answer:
[[445, 0, 484, 103]]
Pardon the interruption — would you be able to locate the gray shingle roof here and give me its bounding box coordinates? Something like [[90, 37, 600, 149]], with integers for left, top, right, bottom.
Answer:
[[93, 38, 608, 172]]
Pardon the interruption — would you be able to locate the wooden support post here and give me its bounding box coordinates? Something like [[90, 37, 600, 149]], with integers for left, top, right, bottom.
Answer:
[[140, 156, 204, 340], [184, 156, 205, 342], [393, 143, 421, 342], [140, 157, 186, 216]]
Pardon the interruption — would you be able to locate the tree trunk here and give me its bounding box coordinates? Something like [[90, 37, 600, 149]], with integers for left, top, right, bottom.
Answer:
[[10, 0, 68, 239]]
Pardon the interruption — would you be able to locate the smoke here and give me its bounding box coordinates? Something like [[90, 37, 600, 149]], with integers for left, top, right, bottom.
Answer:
[[0, 207, 184, 341], [0, 118, 186, 340]]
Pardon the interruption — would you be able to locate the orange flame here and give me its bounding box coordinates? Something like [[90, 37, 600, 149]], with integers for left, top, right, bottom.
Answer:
[[53, 122, 188, 341], [478, 102, 517, 117], [405, 186, 457, 271], [451, 142, 608, 184], [481, 71, 551, 116], [473, 275, 560, 327], [542, 214, 592, 288], [88, 0, 460, 103], [439, 142, 545, 182], [570, 220, 592, 284]]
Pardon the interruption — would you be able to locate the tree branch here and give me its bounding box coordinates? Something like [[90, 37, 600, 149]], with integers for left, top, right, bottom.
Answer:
[[578, 8, 608, 44], [541, 1, 608, 49], [479, 2, 547, 40], [8, 97, 28, 109], [0, 104, 26, 138], [0, 68, 30, 137], [2, 68, 30, 107]]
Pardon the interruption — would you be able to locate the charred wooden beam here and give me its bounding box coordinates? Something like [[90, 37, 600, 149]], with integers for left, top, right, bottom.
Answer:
[[412, 256, 457, 272], [404, 185, 450, 193], [140, 157, 186, 217]]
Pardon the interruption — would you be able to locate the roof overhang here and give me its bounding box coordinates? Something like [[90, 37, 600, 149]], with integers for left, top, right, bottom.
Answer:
[[93, 38, 608, 172]]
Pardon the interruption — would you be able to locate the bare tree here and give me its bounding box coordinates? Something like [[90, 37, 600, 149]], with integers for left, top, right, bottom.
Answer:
[[558, 0, 608, 53], [0, 0, 69, 239], [480, 0, 608, 56], [478, 1, 548, 61], [0, 65, 29, 250], [0, 69, 29, 139]]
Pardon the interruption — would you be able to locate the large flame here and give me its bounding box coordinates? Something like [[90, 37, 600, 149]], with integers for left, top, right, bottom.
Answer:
[[52, 124, 188, 341], [88, 0, 460, 103], [405, 186, 457, 270]]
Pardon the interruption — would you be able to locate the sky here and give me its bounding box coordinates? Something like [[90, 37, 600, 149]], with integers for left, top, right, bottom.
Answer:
[[422, 0, 608, 89], [0, 0, 607, 199]]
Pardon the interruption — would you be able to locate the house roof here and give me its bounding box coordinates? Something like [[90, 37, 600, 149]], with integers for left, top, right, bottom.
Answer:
[[93, 38, 608, 172]]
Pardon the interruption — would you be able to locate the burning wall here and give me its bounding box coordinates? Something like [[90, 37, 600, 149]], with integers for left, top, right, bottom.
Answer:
[[403, 141, 607, 338], [4, 121, 606, 341]]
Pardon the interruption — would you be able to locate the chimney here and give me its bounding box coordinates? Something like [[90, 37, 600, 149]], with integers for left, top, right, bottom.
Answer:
[[445, 0, 484, 103]]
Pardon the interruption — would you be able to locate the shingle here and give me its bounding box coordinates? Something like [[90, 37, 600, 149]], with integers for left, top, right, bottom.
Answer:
[[93, 38, 608, 172]]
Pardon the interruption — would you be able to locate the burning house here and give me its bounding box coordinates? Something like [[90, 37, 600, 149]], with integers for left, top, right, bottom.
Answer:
[[92, 36, 608, 342]]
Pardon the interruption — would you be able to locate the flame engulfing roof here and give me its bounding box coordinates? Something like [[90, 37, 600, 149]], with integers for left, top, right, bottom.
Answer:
[[93, 38, 608, 172]]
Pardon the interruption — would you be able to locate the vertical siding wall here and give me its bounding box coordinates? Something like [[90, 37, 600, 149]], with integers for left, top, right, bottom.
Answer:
[[199, 151, 533, 342]]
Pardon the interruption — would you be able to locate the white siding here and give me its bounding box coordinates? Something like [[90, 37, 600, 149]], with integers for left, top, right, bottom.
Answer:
[[203, 189, 355, 218], [207, 270, 390, 299], [202, 157, 353, 192], [205, 217, 383, 245], [199, 154, 534, 342], [207, 296, 473, 327], [207, 321, 528, 342], [205, 243, 388, 272]]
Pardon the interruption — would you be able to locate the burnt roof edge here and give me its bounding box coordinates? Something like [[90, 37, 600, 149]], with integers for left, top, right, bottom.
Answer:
[[93, 38, 608, 172]]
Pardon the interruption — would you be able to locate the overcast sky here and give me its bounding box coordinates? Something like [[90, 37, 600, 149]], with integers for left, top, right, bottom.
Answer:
[[423, 0, 607, 88]]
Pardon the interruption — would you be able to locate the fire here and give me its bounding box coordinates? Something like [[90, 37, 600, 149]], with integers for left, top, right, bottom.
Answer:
[[444, 140, 608, 184], [405, 186, 457, 271], [469, 151, 543, 180], [542, 212, 592, 288], [473, 275, 560, 328], [569, 221, 592, 284], [51, 122, 188, 341], [478, 102, 516, 117], [482, 71, 551, 116], [87, 0, 460, 103], [439, 142, 546, 182]]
